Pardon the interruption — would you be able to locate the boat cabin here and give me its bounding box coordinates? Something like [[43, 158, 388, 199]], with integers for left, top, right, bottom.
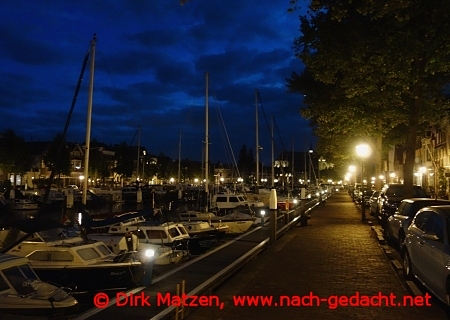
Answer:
[[212, 193, 249, 210]]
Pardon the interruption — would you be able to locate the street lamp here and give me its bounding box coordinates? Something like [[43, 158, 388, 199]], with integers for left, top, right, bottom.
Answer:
[[348, 165, 356, 201], [356, 144, 372, 221], [318, 156, 326, 185]]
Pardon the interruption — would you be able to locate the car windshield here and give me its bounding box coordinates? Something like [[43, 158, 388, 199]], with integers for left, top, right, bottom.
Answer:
[[386, 186, 403, 196], [385, 186, 427, 197]]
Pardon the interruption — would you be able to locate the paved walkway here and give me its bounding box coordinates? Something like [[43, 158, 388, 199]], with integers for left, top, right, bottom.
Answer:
[[190, 191, 449, 320]]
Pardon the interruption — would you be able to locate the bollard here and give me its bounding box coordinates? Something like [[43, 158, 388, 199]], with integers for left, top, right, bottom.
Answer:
[[269, 189, 277, 244], [141, 249, 155, 286], [260, 210, 265, 227]]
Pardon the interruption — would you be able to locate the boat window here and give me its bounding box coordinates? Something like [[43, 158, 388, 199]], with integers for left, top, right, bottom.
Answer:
[[2, 266, 36, 296], [136, 230, 146, 240], [146, 230, 167, 240], [238, 197, 246, 202], [96, 244, 112, 256], [0, 275, 9, 292], [18, 264, 38, 281], [168, 227, 181, 237], [28, 250, 74, 261], [216, 197, 227, 202], [77, 248, 101, 260], [177, 227, 188, 235], [230, 197, 239, 202]]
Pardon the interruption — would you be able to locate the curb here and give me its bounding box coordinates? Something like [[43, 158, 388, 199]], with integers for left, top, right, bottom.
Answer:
[[368, 219, 425, 298]]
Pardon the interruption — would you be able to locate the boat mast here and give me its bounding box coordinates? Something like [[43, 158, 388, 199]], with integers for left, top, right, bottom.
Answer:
[[292, 139, 295, 189], [255, 88, 259, 187], [205, 72, 209, 212], [82, 34, 96, 205], [178, 130, 182, 183], [137, 125, 141, 180], [271, 116, 275, 187]]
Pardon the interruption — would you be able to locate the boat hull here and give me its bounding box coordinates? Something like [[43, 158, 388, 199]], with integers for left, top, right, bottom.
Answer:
[[30, 262, 149, 293]]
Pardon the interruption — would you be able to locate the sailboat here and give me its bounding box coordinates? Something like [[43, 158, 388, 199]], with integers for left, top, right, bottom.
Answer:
[[0, 253, 78, 316], [176, 73, 255, 234], [2, 35, 154, 293]]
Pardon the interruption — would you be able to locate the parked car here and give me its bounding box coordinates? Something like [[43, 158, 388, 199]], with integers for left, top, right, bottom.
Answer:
[[376, 184, 428, 226], [385, 198, 450, 249], [403, 205, 450, 306], [369, 191, 380, 216]]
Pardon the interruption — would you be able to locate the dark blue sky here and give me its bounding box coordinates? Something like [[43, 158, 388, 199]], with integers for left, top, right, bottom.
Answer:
[[1, 0, 314, 165]]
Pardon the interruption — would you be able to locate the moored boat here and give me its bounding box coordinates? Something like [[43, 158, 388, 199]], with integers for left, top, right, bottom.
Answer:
[[1, 220, 153, 293], [0, 253, 79, 316], [178, 208, 255, 234]]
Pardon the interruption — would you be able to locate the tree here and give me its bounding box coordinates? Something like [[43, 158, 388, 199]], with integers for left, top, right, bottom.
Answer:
[[0, 129, 31, 185], [44, 133, 71, 178], [114, 142, 135, 181], [87, 139, 111, 185], [237, 145, 254, 178], [287, 0, 450, 196]]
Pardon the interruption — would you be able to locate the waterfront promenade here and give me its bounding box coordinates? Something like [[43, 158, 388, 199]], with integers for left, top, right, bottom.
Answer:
[[190, 191, 449, 320]]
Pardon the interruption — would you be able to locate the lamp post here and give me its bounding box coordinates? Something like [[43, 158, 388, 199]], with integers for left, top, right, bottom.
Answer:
[[318, 156, 326, 185], [348, 165, 356, 201], [356, 144, 372, 221]]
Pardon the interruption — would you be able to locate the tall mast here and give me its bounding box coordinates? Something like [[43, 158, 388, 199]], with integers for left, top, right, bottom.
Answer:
[[255, 88, 259, 187], [178, 130, 182, 183], [292, 140, 295, 189], [271, 116, 274, 187], [136, 125, 141, 180], [82, 34, 96, 205], [205, 72, 209, 212]]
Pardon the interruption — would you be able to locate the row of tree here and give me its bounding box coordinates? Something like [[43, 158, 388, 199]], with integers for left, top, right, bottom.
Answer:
[[287, 0, 450, 195]]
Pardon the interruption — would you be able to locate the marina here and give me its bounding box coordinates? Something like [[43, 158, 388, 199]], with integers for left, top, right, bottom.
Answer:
[[70, 197, 320, 320], [0, 186, 320, 319]]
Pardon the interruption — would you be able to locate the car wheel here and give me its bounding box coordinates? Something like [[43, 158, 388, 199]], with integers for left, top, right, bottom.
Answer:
[[403, 250, 414, 280]]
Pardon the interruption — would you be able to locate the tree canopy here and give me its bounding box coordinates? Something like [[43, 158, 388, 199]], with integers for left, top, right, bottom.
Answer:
[[0, 129, 31, 185], [287, 0, 450, 195]]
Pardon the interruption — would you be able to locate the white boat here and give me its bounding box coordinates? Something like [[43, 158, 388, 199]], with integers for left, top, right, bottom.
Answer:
[[178, 209, 255, 234], [2, 224, 152, 293], [88, 231, 188, 266], [211, 192, 249, 211], [182, 220, 229, 238], [0, 253, 78, 316], [89, 218, 217, 256]]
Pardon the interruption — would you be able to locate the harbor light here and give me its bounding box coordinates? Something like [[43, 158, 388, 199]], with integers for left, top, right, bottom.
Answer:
[[144, 249, 155, 259], [260, 210, 265, 227]]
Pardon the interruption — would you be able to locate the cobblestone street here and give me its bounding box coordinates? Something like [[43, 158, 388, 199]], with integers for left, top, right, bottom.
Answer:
[[190, 191, 449, 320]]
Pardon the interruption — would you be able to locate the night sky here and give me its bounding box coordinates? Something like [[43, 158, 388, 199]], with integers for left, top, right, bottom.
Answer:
[[1, 0, 314, 165]]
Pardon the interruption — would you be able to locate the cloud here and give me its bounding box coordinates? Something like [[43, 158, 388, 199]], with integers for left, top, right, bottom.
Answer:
[[0, 0, 311, 164]]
